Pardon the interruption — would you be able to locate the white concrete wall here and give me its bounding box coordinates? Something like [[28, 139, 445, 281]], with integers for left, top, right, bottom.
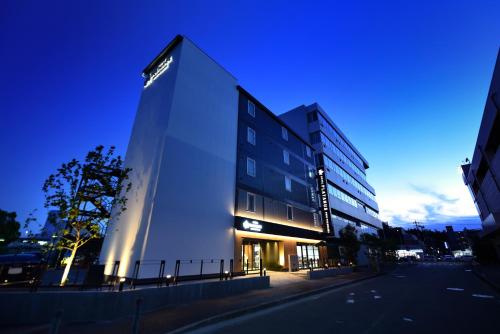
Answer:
[[100, 37, 239, 278]]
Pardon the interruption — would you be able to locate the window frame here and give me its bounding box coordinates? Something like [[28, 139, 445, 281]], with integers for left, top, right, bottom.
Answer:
[[247, 127, 256, 145], [247, 157, 256, 177], [285, 176, 292, 192], [283, 149, 290, 165], [248, 101, 256, 117], [281, 126, 288, 141], [246, 192, 256, 212], [287, 204, 294, 221]]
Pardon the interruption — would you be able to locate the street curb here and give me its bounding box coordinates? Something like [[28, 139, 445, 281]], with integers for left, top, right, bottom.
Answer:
[[167, 271, 386, 334], [471, 265, 500, 294]]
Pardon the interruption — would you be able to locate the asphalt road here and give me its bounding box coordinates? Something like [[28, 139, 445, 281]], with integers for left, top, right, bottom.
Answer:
[[192, 264, 500, 334]]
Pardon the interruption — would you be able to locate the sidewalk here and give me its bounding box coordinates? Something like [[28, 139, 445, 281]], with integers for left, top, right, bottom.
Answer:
[[56, 269, 381, 334]]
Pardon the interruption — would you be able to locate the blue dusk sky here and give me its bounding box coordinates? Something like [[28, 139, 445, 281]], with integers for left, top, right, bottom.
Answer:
[[1, 1, 499, 232]]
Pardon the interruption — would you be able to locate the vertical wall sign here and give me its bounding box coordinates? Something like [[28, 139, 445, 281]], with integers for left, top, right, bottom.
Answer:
[[317, 168, 333, 234]]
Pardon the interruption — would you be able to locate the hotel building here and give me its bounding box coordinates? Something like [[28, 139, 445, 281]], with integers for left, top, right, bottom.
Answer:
[[461, 50, 500, 259], [99, 35, 378, 278], [280, 105, 382, 241]]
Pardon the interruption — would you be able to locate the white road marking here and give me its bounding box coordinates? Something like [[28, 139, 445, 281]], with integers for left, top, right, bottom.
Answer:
[[465, 269, 472, 272], [446, 288, 464, 291], [403, 317, 413, 322], [374, 295, 382, 299], [396, 275, 406, 278], [370, 290, 377, 293], [472, 294, 494, 299], [346, 299, 355, 304], [349, 292, 355, 296]]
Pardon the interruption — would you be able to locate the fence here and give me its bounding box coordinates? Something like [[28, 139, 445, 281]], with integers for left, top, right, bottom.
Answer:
[[0, 257, 261, 292]]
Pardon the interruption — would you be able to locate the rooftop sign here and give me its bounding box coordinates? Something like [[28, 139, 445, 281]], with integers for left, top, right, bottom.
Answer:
[[144, 56, 173, 88]]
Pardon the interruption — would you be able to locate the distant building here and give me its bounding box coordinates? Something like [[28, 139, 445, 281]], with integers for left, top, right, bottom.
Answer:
[[37, 210, 65, 240], [461, 49, 500, 259]]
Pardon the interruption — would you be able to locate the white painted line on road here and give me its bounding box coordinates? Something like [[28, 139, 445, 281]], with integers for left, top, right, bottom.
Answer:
[[346, 299, 355, 304], [446, 288, 464, 291], [370, 290, 377, 293], [465, 269, 472, 272], [396, 275, 406, 278], [374, 295, 382, 299], [403, 317, 413, 322], [472, 294, 494, 299], [349, 292, 355, 296]]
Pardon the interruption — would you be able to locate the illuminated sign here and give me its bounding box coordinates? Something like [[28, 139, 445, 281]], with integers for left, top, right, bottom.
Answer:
[[144, 56, 173, 88], [242, 220, 263, 232], [317, 168, 332, 234]]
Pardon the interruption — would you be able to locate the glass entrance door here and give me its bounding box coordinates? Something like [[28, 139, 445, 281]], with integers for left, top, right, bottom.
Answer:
[[253, 243, 261, 269], [242, 240, 261, 271], [297, 244, 320, 269]]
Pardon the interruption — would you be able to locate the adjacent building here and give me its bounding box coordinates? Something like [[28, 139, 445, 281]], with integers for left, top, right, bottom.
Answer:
[[280, 105, 382, 240], [99, 35, 381, 278], [461, 49, 500, 259]]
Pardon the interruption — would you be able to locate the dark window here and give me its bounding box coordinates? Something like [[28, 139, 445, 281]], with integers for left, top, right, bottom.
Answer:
[[307, 112, 318, 123], [310, 131, 321, 144], [287, 205, 294, 220], [247, 193, 256, 212]]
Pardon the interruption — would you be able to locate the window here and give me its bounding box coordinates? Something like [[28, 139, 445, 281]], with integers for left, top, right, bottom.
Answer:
[[247, 127, 256, 145], [246, 193, 256, 212], [248, 101, 255, 117], [313, 213, 319, 226], [285, 176, 292, 192], [247, 157, 256, 177], [287, 205, 294, 220], [306, 146, 311, 158], [328, 184, 358, 208], [307, 111, 318, 123], [281, 126, 288, 141], [308, 167, 315, 179], [283, 150, 290, 165], [309, 131, 321, 144]]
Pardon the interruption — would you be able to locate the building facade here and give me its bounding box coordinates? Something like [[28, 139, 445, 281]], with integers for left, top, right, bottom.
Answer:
[[280, 104, 382, 242], [99, 35, 379, 278], [234, 88, 323, 272], [461, 50, 500, 258]]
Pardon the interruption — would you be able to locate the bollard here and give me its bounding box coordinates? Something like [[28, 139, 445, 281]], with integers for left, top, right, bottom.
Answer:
[[132, 298, 143, 334], [263, 267, 267, 277], [118, 277, 126, 292], [219, 259, 224, 281], [50, 309, 63, 334], [259, 259, 263, 276], [174, 260, 180, 285], [158, 260, 165, 287], [165, 274, 171, 287], [132, 261, 140, 289], [229, 259, 234, 279]]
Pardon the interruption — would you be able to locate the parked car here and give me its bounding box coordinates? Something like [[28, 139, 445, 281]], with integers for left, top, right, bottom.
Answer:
[[422, 255, 437, 262], [0, 253, 46, 285], [442, 255, 455, 262]]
